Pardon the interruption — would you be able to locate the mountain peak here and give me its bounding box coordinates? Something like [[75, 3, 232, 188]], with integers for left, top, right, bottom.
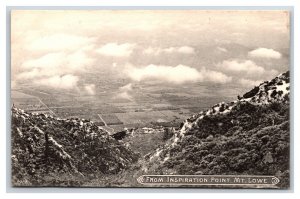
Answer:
[[181, 71, 290, 134], [240, 71, 290, 104]]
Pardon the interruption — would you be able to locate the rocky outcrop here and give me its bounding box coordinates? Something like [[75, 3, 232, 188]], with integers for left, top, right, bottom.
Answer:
[[11, 108, 139, 186], [144, 71, 290, 188]]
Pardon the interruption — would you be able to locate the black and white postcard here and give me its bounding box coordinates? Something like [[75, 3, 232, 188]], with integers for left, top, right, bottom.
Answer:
[[10, 10, 290, 188]]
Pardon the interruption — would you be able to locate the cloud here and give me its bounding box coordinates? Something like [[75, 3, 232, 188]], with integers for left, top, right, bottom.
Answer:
[[96, 43, 136, 57], [201, 68, 232, 83], [143, 46, 195, 55], [12, 11, 289, 94], [84, 84, 96, 95], [17, 68, 41, 80], [33, 74, 79, 90], [217, 59, 265, 75], [116, 83, 134, 101], [248, 48, 282, 59], [16, 46, 95, 91], [19, 51, 94, 80], [143, 47, 161, 55], [125, 64, 201, 84], [238, 78, 263, 87], [120, 83, 133, 91], [26, 33, 95, 52], [116, 91, 133, 101], [22, 52, 66, 70], [67, 50, 95, 70], [176, 46, 195, 54], [216, 47, 228, 53], [125, 64, 231, 84]]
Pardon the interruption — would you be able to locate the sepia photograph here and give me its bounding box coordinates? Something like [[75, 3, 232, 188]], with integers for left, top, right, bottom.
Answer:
[[10, 10, 290, 188]]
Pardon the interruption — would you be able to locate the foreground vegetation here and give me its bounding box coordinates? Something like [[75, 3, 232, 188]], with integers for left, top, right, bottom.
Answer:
[[145, 102, 290, 188], [11, 72, 290, 188]]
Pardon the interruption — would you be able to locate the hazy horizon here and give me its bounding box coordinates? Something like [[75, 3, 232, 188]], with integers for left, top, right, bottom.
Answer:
[[11, 10, 290, 95]]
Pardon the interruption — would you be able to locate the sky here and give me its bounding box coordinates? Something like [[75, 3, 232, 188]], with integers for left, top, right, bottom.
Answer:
[[11, 10, 290, 94]]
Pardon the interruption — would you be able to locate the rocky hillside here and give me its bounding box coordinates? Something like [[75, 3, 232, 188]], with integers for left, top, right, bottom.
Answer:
[[11, 108, 139, 186], [11, 71, 290, 188], [144, 71, 290, 188]]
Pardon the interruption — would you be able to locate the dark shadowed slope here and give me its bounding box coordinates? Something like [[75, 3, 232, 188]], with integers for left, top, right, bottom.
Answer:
[[144, 71, 290, 188], [11, 72, 290, 188], [11, 108, 139, 186]]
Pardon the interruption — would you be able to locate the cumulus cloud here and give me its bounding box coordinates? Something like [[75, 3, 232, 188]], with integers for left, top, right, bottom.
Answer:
[[26, 33, 95, 52], [33, 74, 79, 90], [17, 68, 41, 80], [22, 52, 66, 70], [143, 46, 195, 55], [238, 78, 263, 87], [96, 43, 136, 57], [84, 84, 96, 95], [175, 46, 195, 54], [116, 91, 133, 101], [125, 64, 231, 84], [216, 46, 228, 53], [15, 45, 95, 92], [67, 50, 95, 69], [15, 32, 96, 92], [143, 47, 161, 55], [248, 48, 282, 59], [143, 47, 162, 55], [115, 83, 134, 101], [18, 51, 94, 80], [112, 62, 118, 68], [125, 64, 201, 84], [120, 83, 133, 91], [201, 68, 232, 83], [217, 59, 265, 75]]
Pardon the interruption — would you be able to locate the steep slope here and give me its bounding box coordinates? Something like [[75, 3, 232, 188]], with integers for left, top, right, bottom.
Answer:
[[11, 108, 139, 186], [144, 71, 290, 188], [11, 71, 290, 188]]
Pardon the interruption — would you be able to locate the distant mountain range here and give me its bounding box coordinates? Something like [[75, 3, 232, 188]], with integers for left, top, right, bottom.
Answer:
[[11, 71, 290, 188]]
